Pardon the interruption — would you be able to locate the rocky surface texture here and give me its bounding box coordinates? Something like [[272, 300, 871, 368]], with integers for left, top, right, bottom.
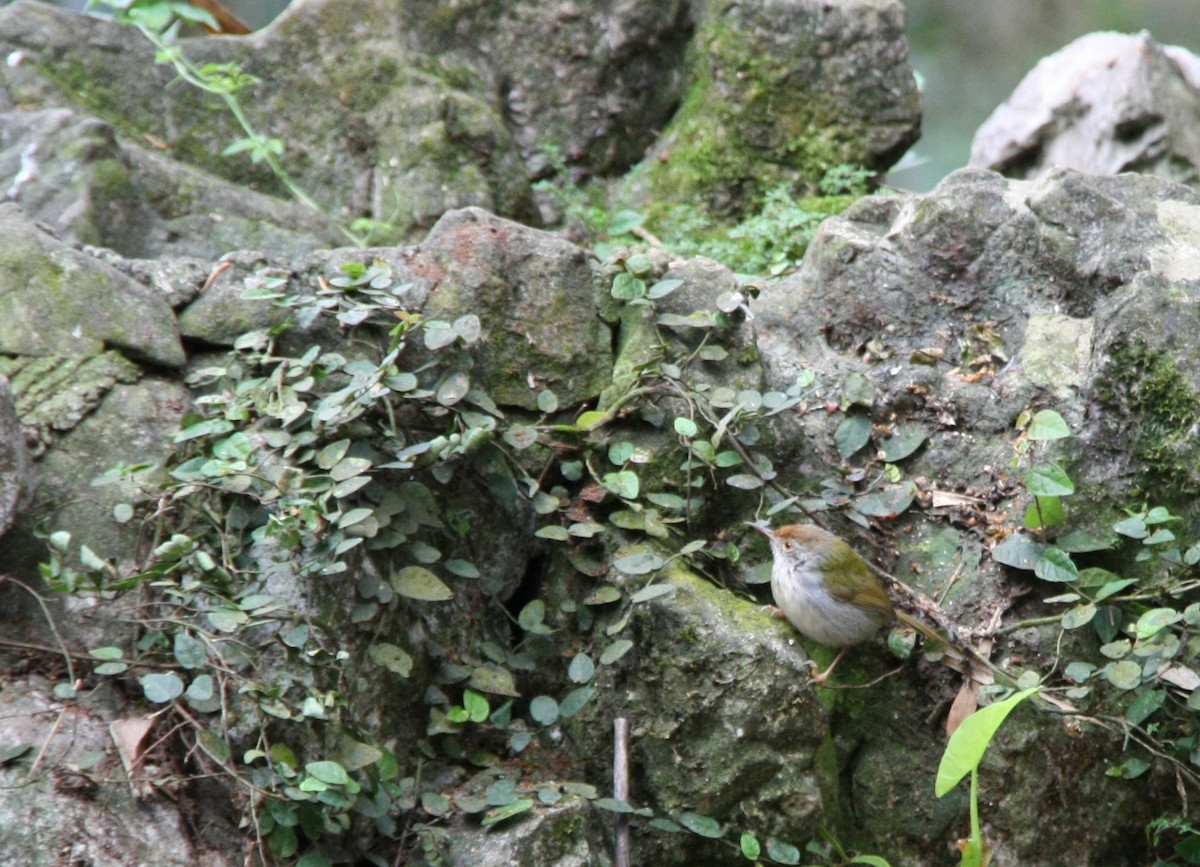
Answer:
[[0, 2, 1197, 867], [971, 30, 1200, 185]]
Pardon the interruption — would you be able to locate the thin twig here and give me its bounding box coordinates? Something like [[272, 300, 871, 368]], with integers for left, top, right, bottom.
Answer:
[[614, 717, 631, 867]]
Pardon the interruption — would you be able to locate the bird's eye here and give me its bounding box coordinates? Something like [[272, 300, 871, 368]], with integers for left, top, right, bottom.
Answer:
[[782, 541, 793, 551]]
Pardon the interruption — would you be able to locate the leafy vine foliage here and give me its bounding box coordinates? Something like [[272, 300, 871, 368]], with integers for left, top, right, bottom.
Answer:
[[37, 254, 853, 865]]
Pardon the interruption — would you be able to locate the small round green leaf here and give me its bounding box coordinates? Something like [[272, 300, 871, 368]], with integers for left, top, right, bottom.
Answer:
[[536, 525, 570, 541], [612, 549, 664, 575], [568, 653, 595, 684], [765, 838, 801, 865], [740, 833, 761, 860], [673, 417, 699, 438], [173, 633, 207, 669], [1061, 603, 1096, 629], [529, 695, 560, 726], [559, 687, 595, 717], [602, 471, 640, 499], [991, 534, 1044, 570], [1105, 660, 1143, 690], [141, 672, 185, 704]]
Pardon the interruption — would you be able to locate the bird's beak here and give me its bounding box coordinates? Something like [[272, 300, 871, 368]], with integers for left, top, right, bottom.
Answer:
[[746, 520, 773, 538]]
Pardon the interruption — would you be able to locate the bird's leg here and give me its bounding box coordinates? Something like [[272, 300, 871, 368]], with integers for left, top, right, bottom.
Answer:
[[808, 647, 850, 686]]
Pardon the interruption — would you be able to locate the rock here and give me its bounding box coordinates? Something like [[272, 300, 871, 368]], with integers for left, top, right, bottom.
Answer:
[[0, 204, 185, 368], [752, 165, 1200, 864], [622, 564, 827, 864], [446, 798, 611, 867], [971, 31, 1200, 184], [0, 107, 342, 260], [0, 375, 31, 539], [411, 207, 617, 410], [0, 0, 537, 245], [400, 0, 692, 176], [0, 677, 236, 867], [627, 0, 920, 224]]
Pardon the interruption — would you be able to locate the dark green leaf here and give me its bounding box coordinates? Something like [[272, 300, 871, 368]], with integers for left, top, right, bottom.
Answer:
[[630, 583, 676, 603], [834, 414, 872, 459], [1056, 530, 1116, 552], [765, 838, 801, 865], [1125, 689, 1166, 725], [173, 633, 207, 669], [992, 534, 1043, 570], [1105, 660, 1143, 690], [469, 664, 521, 697], [518, 599, 551, 634], [1113, 517, 1148, 539], [879, 424, 928, 461], [594, 797, 636, 813], [603, 471, 640, 499], [1061, 603, 1096, 629], [679, 811, 723, 838], [559, 687, 594, 717], [647, 278, 683, 299], [611, 273, 647, 301], [1034, 547, 1078, 582], [841, 372, 874, 409], [612, 549, 664, 575]]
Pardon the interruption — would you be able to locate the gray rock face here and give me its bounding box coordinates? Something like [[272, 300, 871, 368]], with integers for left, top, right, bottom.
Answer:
[[753, 166, 1200, 864], [627, 0, 921, 222], [0, 375, 31, 540], [971, 31, 1200, 184], [414, 207, 617, 410], [0, 103, 343, 261], [0, 678, 234, 867], [0, 204, 185, 368], [398, 0, 692, 177]]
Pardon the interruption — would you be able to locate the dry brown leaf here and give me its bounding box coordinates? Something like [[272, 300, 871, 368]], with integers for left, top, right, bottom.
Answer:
[[946, 680, 979, 737], [110, 716, 155, 779]]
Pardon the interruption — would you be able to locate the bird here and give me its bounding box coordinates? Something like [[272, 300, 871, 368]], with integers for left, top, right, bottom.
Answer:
[[750, 521, 947, 684]]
